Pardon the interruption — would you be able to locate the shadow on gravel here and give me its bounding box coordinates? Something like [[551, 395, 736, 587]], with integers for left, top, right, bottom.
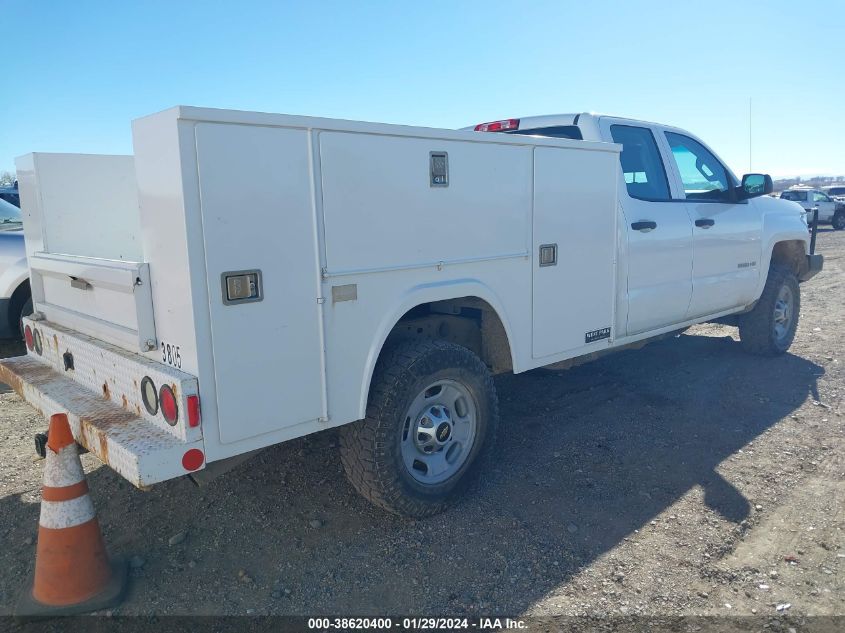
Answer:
[[0, 331, 824, 615]]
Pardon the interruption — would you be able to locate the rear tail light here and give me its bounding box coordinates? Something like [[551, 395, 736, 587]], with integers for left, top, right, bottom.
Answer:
[[159, 384, 179, 425], [474, 118, 520, 132], [24, 325, 33, 351], [187, 395, 201, 428]]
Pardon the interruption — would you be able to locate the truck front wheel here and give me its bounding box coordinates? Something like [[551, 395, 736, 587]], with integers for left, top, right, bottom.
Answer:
[[738, 264, 800, 355], [340, 339, 499, 518]]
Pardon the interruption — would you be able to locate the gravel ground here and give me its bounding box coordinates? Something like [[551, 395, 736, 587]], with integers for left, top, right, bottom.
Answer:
[[0, 230, 842, 622]]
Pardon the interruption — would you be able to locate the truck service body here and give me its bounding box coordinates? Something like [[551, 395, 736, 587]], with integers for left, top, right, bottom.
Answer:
[[0, 107, 821, 516]]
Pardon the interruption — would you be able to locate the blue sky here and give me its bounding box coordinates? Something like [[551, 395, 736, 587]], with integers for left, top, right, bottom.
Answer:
[[2, 0, 843, 178]]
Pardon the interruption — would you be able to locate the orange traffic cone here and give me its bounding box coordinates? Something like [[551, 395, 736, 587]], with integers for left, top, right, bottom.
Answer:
[[16, 413, 127, 617]]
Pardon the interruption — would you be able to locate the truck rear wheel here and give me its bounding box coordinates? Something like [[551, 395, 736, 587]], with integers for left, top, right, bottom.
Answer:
[[738, 264, 800, 356], [339, 339, 498, 518], [833, 211, 845, 231]]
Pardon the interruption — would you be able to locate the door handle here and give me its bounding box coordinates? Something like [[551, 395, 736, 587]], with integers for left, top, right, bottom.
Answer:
[[695, 218, 715, 228], [631, 220, 657, 232]]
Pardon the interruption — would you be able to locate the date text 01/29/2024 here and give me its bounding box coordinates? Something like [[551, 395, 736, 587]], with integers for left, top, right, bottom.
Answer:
[[306, 617, 527, 630]]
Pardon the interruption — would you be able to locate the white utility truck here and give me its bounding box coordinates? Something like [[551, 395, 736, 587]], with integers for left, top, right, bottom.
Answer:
[[1, 107, 822, 517]]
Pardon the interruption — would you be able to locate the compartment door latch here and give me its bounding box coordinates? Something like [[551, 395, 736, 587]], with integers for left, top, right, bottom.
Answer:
[[222, 270, 262, 305]]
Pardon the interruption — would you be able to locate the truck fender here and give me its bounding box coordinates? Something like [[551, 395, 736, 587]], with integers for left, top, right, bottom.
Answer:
[[0, 263, 29, 302], [357, 277, 518, 419], [755, 215, 811, 300]]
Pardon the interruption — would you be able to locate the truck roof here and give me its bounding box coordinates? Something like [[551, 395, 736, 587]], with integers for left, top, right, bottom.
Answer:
[[465, 113, 690, 137]]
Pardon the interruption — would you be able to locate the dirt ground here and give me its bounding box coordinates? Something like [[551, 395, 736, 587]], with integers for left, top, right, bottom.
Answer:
[[0, 230, 842, 624]]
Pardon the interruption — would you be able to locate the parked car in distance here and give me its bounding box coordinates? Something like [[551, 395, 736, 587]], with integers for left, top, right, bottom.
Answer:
[[780, 187, 844, 230], [0, 184, 21, 209], [822, 185, 845, 203], [0, 197, 32, 339]]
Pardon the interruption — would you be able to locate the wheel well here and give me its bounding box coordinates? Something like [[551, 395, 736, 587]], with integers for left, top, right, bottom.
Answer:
[[383, 297, 513, 374], [8, 279, 30, 331], [770, 240, 807, 277]]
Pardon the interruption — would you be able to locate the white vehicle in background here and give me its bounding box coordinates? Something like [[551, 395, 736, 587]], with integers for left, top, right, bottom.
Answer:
[[0, 107, 822, 517], [0, 198, 32, 339], [780, 187, 845, 230], [822, 185, 845, 204]]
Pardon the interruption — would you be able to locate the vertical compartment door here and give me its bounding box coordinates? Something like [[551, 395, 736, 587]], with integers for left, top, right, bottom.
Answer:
[[195, 123, 325, 444], [532, 146, 619, 358]]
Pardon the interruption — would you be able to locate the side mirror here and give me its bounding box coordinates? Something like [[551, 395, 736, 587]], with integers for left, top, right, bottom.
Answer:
[[739, 173, 773, 199]]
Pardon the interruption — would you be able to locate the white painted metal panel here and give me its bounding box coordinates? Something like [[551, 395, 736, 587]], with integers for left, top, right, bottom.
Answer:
[[132, 114, 205, 378], [29, 252, 157, 351], [319, 132, 532, 274], [194, 123, 324, 444], [16, 153, 155, 352], [532, 146, 619, 358], [20, 153, 141, 261], [684, 200, 762, 318]]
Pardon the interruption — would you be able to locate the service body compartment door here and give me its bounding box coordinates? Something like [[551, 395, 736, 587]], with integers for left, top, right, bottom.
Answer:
[[195, 123, 324, 444], [532, 146, 619, 358]]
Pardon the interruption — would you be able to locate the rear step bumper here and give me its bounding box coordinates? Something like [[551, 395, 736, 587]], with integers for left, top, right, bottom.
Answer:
[[1, 319, 205, 488], [1, 355, 204, 487]]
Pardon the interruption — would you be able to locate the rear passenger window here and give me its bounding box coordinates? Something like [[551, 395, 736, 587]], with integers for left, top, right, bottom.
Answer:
[[609, 125, 671, 201]]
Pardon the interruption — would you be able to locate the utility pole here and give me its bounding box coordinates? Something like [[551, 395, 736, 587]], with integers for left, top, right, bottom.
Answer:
[[749, 96, 753, 173]]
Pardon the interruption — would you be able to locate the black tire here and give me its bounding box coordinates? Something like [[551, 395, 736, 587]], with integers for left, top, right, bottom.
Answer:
[[18, 297, 33, 339], [339, 339, 498, 518], [833, 211, 845, 231], [738, 264, 800, 356]]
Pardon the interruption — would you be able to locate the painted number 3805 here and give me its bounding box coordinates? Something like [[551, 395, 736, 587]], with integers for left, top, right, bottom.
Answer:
[[161, 342, 182, 369]]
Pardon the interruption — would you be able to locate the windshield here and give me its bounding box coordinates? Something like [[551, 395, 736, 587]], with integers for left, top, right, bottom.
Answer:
[[0, 197, 22, 230]]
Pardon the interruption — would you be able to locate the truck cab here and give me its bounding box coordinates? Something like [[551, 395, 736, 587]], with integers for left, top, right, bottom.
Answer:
[[472, 113, 818, 334]]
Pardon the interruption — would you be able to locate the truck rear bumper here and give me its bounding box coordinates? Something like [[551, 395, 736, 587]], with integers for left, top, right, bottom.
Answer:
[[0, 355, 204, 487], [0, 319, 205, 487], [800, 254, 824, 282]]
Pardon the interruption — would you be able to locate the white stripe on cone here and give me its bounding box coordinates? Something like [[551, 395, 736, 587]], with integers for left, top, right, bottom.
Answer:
[[43, 444, 85, 488], [39, 495, 96, 530], [39, 438, 95, 529]]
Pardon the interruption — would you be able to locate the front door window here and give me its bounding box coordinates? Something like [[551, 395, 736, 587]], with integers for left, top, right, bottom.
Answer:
[[665, 132, 732, 202]]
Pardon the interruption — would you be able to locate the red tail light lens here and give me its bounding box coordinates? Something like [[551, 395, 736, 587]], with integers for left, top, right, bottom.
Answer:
[[24, 325, 33, 351], [159, 385, 178, 425], [187, 395, 201, 428], [474, 118, 520, 132]]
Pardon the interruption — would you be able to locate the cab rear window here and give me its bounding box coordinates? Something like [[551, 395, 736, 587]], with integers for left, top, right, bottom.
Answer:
[[507, 125, 583, 140]]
